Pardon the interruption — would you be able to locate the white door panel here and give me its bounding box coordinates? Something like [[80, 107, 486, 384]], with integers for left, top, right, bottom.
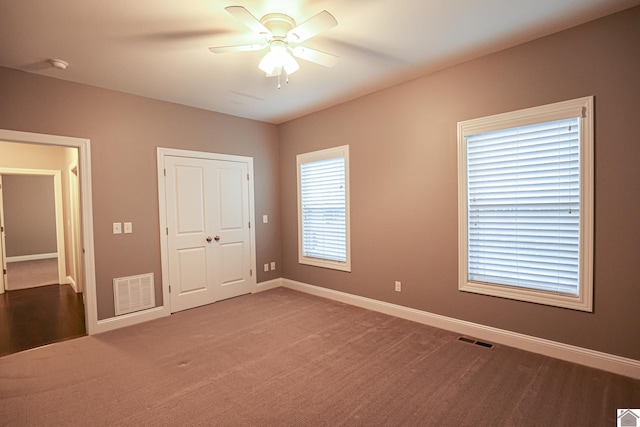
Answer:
[[165, 155, 252, 312], [177, 248, 208, 293], [220, 242, 244, 283], [219, 167, 244, 230], [215, 162, 251, 300], [165, 157, 217, 312], [175, 166, 207, 234]]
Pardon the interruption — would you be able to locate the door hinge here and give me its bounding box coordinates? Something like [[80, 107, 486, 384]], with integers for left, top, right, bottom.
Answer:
[[248, 222, 251, 229], [166, 227, 169, 235], [250, 269, 252, 276], [3, 269, 6, 275], [246, 173, 249, 181], [169, 285, 171, 293], [164, 168, 167, 177]]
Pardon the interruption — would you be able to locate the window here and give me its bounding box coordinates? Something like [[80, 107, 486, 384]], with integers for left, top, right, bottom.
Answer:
[[457, 97, 593, 311], [297, 145, 351, 272]]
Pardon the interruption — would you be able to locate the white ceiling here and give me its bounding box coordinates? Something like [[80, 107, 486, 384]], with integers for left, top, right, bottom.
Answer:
[[1, 0, 638, 124]]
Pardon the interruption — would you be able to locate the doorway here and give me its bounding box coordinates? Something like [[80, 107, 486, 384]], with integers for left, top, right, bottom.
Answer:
[[0, 150, 85, 355], [0, 170, 67, 293], [158, 148, 257, 313], [0, 129, 98, 338]]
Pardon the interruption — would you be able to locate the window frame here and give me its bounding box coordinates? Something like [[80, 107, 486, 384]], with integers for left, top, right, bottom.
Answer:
[[457, 97, 594, 311], [297, 145, 351, 272]]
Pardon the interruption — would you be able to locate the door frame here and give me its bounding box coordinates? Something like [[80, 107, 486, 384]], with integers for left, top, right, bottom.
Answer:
[[157, 147, 257, 312], [0, 176, 6, 294], [0, 129, 98, 334], [0, 168, 67, 289], [67, 161, 83, 293]]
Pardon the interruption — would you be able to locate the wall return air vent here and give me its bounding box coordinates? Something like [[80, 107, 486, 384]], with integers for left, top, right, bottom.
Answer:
[[113, 273, 155, 316]]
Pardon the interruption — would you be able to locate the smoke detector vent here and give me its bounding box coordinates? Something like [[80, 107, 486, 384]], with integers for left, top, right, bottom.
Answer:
[[49, 59, 68, 70]]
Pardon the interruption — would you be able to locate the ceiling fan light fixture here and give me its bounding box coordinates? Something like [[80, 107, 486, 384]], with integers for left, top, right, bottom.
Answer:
[[212, 6, 338, 86], [258, 42, 299, 76]]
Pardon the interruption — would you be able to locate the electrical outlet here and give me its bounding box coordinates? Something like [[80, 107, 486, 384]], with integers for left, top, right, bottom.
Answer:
[[264, 263, 269, 272], [263, 214, 268, 224], [270, 261, 276, 271], [124, 222, 133, 234], [395, 281, 402, 292], [113, 222, 122, 234]]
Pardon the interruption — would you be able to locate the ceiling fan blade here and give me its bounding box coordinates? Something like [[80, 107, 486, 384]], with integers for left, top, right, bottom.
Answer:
[[209, 44, 266, 54], [225, 6, 271, 37], [291, 46, 339, 68], [287, 10, 337, 42]]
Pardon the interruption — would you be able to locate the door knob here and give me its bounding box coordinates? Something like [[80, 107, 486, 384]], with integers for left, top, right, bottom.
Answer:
[[214, 235, 220, 242], [206, 236, 212, 243]]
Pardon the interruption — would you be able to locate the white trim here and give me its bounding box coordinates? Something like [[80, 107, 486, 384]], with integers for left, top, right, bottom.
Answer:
[[67, 275, 78, 293], [156, 147, 257, 314], [95, 306, 168, 334], [457, 96, 594, 312], [0, 176, 5, 295], [0, 129, 98, 335], [255, 278, 284, 293], [67, 160, 83, 293], [278, 278, 640, 380], [6, 252, 58, 262], [296, 145, 351, 272]]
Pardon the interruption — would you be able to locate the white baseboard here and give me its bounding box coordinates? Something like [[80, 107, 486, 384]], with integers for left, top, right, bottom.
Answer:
[[95, 305, 170, 334], [255, 278, 283, 293], [95, 279, 283, 335], [66, 276, 78, 293], [7, 253, 58, 263], [279, 278, 640, 380]]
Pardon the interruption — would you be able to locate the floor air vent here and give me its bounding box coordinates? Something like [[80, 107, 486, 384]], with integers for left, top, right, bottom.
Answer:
[[113, 273, 155, 316], [458, 336, 494, 349]]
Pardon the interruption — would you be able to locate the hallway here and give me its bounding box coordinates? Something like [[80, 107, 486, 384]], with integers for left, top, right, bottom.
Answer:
[[0, 284, 86, 357]]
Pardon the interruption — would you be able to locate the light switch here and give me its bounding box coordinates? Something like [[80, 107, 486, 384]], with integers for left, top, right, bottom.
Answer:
[[113, 222, 122, 234], [124, 222, 133, 234], [263, 214, 268, 224], [270, 261, 276, 271]]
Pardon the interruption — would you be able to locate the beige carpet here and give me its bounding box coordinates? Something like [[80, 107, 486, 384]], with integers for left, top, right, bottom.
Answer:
[[5, 258, 58, 290], [0, 287, 638, 426]]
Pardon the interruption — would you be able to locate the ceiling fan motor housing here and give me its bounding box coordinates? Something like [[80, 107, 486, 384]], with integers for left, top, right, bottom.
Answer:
[[260, 13, 296, 39]]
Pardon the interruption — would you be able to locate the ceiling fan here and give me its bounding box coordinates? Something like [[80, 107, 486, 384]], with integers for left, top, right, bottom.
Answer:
[[209, 6, 339, 87]]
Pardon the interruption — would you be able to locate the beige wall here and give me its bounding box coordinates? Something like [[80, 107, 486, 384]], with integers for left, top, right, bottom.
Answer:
[[0, 68, 282, 320], [279, 7, 640, 360], [2, 174, 57, 257]]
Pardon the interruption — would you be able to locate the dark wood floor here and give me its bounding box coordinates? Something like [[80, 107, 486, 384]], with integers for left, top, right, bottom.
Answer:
[[0, 284, 86, 357]]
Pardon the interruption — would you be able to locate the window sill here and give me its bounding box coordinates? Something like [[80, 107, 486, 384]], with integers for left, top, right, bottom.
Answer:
[[459, 280, 593, 312]]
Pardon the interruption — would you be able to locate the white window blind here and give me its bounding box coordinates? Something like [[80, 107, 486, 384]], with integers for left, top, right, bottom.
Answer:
[[466, 117, 580, 295], [300, 157, 346, 261], [297, 145, 350, 271]]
